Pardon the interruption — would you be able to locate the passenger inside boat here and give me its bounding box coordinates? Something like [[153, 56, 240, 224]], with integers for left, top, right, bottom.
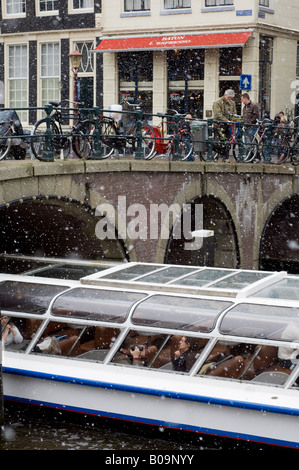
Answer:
[[1, 315, 23, 347], [197, 340, 296, 384]]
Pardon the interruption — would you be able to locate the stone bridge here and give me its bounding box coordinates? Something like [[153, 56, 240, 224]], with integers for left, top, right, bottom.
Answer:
[[0, 158, 298, 273]]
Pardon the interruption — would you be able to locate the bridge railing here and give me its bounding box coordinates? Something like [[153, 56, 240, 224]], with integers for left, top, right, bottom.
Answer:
[[0, 105, 297, 164]]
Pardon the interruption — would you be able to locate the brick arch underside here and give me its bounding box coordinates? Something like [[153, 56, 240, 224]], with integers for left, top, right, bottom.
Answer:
[[0, 197, 128, 262], [165, 195, 240, 269], [260, 194, 299, 274]]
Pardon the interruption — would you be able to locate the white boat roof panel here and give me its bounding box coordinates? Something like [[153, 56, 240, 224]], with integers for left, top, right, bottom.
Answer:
[[220, 303, 299, 341], [0, 280, 70, 314], [51, 288, 147, 323], [131, 294, 233, 332]]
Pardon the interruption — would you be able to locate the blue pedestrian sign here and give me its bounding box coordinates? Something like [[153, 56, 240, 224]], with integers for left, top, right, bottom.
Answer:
[[240, 74, 252, 91]]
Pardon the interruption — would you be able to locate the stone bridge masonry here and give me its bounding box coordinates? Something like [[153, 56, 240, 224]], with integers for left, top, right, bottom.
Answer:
[[0, 159, 298, 272]]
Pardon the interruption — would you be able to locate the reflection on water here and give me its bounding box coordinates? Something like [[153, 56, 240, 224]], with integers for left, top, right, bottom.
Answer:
[[0, 407, 206, 451]]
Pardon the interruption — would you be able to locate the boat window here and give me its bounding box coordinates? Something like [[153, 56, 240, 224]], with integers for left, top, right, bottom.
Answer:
[[0, 281, 69, 314], [51, 288, 147, 323], [250, 277, 299, 301], [197, 340, 294, 386], [131, 295, 232, 332], [30, 320, 121, 361], [172, 268, 235, 287], [220, 303, 299, 341], [111, 330, 208, 373], [100, 264, 162, 280], [1, 315, 43, 352]]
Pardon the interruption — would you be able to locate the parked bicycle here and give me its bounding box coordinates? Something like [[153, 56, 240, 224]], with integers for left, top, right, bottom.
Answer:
[[277, 116, 299, 165], [150, 110, 194, 161], [0, 110, 30, 161], [31, 101, 100, 160], [243, 118, 290, 164], [199, 117, 242, 162]]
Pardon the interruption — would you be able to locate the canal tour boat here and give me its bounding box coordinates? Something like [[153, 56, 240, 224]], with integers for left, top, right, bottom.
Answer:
[[1, 259, 299, 449]]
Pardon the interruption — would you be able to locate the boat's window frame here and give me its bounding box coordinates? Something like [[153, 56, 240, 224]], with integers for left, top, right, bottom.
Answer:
[[219, 301, 299, 342]]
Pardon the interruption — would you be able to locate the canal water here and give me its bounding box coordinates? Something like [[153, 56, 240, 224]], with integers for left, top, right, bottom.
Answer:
[[0, 406, 210, 451]]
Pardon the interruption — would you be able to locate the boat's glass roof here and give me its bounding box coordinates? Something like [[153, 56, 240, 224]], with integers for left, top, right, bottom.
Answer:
[[0, 280, 69, 314], [220, 303, 299, 341], [87, 263, 277, 295], [250, 276, 299, 301], [132, 294, 233, 332], [51, 288, 147, 323]]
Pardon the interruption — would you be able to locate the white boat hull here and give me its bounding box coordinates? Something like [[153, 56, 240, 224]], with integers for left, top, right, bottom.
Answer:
[[4, 356, 299, 449]]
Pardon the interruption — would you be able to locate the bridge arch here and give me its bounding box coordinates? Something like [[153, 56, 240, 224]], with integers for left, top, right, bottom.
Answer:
[[260, 193, 299, 273], [164, 194, 240, 269], [0, 195, 129, 263]]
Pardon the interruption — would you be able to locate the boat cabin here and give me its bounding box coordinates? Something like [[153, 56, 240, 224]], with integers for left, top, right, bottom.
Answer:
[[2, 260, 299, 388]]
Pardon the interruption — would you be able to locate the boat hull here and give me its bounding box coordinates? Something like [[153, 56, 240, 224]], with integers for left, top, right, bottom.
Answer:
[[3, 365, 299, 449]]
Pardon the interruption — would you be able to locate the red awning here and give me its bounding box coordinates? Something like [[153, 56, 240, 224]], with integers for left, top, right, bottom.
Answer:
[[94, 31, 252, 52]]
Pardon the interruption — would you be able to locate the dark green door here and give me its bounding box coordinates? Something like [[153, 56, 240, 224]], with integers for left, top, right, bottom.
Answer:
[[78, 77, 94, 109]]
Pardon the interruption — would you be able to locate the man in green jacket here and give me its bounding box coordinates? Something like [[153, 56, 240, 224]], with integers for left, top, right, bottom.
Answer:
[[212, 89, 237, 161], [212, 89, 237, 122]]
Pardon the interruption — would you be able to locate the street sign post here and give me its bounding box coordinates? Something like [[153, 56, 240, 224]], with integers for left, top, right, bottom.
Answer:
[[240, 74, 252, 91]]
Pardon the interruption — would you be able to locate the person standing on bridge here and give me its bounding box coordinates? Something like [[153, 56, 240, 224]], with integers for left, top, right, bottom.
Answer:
[[241, 93, 259, 150], [212, 89, 237, 160]]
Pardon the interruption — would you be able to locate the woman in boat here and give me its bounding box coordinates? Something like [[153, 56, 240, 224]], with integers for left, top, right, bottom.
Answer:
[[172, 336, 199, 373], [1, 315, 23, 347]]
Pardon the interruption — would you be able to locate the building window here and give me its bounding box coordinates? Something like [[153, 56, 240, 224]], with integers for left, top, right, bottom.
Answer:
[[40, 43, 60, 107], [124, 0, 150, 10], [164, 0, 191, 8], [259, 35, 273, 117], [205, 0, 233, 6], [6, 0, 25, 14], [259, 0, 269, 6], [8, 45, 28, 122], [75, 42, 94, 73], [73, 0, 93, 8], [39, 0, 59, 11]]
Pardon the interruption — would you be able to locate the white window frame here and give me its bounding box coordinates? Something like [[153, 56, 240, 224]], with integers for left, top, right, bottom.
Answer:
[[68, 0, 94, 14], [124, 0, 150, 11], [164, 0, 191, 8], [3, 0, 26, 18], [36, 0, 59, 16], [7, 44, 28, 123], [39, 42, 60, 110]]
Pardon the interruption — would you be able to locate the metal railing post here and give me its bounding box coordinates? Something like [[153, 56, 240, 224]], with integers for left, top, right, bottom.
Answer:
[[172, 114, 181, 161], [135, 109, 144, 159], [41, 104, 54, 161], [90, 107, 102, 159], [207, 118, 214, 161], [265, 122, 273, 164], [237, 121, 244, 162]]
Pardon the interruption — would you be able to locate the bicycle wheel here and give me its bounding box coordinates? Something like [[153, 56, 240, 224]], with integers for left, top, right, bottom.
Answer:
[[0, 128, 13, 160], [31, 118, 60, 160], [179, 140, 194, 161], [268, 137, 289, 164], [290, 136, 299, 165], [98, 120, 118, 158], [72, 120, 93, 159], [142, 125, 156, 159], [243, 142, 258, 162]]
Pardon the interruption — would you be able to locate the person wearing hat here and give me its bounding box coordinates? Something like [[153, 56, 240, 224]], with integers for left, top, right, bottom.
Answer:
[[212, 89, 237, 123], [212, 89, 237, 160]]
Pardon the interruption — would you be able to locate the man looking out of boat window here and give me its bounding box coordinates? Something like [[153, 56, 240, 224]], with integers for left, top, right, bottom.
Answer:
[[112, 336, 157, 367], [172, 336, 199, 373], [1, 315, 23, 347]]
